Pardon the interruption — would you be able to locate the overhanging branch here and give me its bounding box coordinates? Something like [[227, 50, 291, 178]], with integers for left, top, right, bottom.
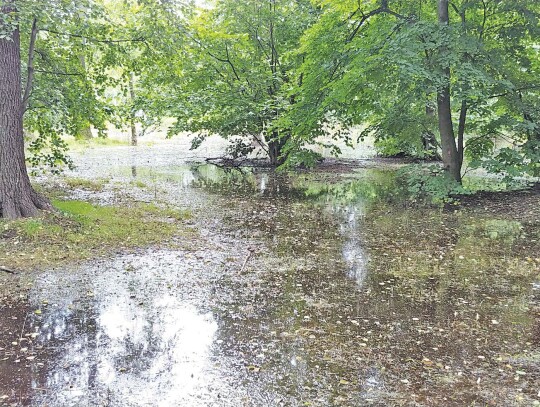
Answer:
[[40, 28, 146, 44], [347, 0, 407, 42]]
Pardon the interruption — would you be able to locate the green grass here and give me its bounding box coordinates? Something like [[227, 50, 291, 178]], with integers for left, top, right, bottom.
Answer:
[[130, 179, 148, 188], [64, 177, 109, 191], [0, 199, 192, 269], [64, 136, 130, 152]]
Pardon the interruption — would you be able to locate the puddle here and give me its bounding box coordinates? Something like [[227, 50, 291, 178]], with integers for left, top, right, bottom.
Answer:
[[1, 146, 540, 406]]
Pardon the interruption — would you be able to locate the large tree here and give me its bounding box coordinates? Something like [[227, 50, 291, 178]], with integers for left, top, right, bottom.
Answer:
[[0, 1, 51, 219], [285, 0, 539, 182], [164, 0, 317, 165], [1, 0, 111, 218]]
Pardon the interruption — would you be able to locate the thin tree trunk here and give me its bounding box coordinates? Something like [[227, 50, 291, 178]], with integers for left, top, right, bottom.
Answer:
[[129, 72, 137, 146], [78, 52, 93, 140], [79, 126, 93, 140], [0, 5, 51, 219], [437, 0, 461, 183], [519, 92, 539, 142], [457, 99, 467, 169], [423, 102, 441, 160]]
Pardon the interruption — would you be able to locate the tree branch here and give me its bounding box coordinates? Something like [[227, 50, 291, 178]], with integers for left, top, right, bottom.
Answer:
[[485, 85, 540, 101], [449, 1, 460, 18], [39, 28, 145, 44], [225, 44, 241, 81], [22, 18, 38, 112], [0, 266, 16, 274], [347, 1, 406, 42], [34, 69, 83, 76]]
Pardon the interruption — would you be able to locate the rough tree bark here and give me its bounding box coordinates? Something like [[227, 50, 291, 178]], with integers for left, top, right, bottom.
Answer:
[[0, 5, 51, 219], [436, 0, 462, 183]]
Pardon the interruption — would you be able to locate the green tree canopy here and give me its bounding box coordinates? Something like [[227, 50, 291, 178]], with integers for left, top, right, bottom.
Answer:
[[285, 0, 539, 180], [164, 0, 318, 165]]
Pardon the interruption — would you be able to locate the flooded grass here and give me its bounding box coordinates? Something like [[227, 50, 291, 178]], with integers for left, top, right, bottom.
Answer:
[[64, 177, 110, 192], [0, 199, 192, 270], [0, 146, 539, 406], [64, 137, 131, 152]]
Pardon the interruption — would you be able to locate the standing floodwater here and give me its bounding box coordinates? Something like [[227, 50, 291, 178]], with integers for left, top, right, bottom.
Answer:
[[1, 144, 539, 406]]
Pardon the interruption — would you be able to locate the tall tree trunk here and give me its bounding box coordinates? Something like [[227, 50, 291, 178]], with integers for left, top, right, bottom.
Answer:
[[0, 6, 51, 219], [437, 0, 462, 183], [129, 72, 137, 146], [78, 52, 93, 140], [457, 99, 467, 169]]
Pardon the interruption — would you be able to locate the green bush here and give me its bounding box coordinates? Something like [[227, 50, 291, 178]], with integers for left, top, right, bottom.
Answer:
[[397, 164, 469, 205]]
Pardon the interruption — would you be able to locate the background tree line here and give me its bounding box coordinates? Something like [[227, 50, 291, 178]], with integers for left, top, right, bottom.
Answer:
[[0, 0, 538, 218]]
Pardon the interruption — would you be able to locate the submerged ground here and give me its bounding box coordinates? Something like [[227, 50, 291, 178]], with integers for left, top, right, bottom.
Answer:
[[0, 141, 539, 406]]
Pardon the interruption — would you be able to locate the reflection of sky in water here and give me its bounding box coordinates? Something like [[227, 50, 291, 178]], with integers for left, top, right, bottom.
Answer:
[[335, 205, 368, 286], [28, 255, 225, 407], [259, 173, 268, 194], [98, 301, 217, 406]]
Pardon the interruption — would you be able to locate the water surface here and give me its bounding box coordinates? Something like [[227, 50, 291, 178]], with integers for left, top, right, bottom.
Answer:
[[1, 146, 539, 406]]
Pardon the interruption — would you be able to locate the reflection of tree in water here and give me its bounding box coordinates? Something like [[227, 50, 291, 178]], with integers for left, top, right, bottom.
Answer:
[[202, 185, 376, 404], [333, 203, 369, 286], [5, 165, 537, 405], [23, 259, 221, 406], [0, 286, 103, 405], [27, 274, 104, 405], [191, 165, 313, 201]]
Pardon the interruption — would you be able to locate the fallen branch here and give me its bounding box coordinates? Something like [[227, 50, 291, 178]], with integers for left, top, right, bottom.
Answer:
[[240, 252, 252, 273], [240, 247, 256, 273], [205, 156, 274, 169], [0, 266, 16, 274], [205, 156, 243, 169]]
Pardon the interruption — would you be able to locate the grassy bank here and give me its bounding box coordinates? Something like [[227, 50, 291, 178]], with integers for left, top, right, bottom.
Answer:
[[0, 199, 191, 270]]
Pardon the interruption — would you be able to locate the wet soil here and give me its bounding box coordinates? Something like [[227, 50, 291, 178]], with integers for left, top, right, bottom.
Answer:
[[456, 183, 540, 223], [1, 145, 539, 406]]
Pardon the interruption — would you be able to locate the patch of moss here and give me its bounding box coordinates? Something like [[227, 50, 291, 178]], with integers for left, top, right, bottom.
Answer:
[[0, 200, 192, 269]]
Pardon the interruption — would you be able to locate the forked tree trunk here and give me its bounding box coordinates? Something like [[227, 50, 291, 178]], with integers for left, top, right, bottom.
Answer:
[[0, 7, 51, 219], [437, 0, 462, 183], [267, 131, 286, 166]]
